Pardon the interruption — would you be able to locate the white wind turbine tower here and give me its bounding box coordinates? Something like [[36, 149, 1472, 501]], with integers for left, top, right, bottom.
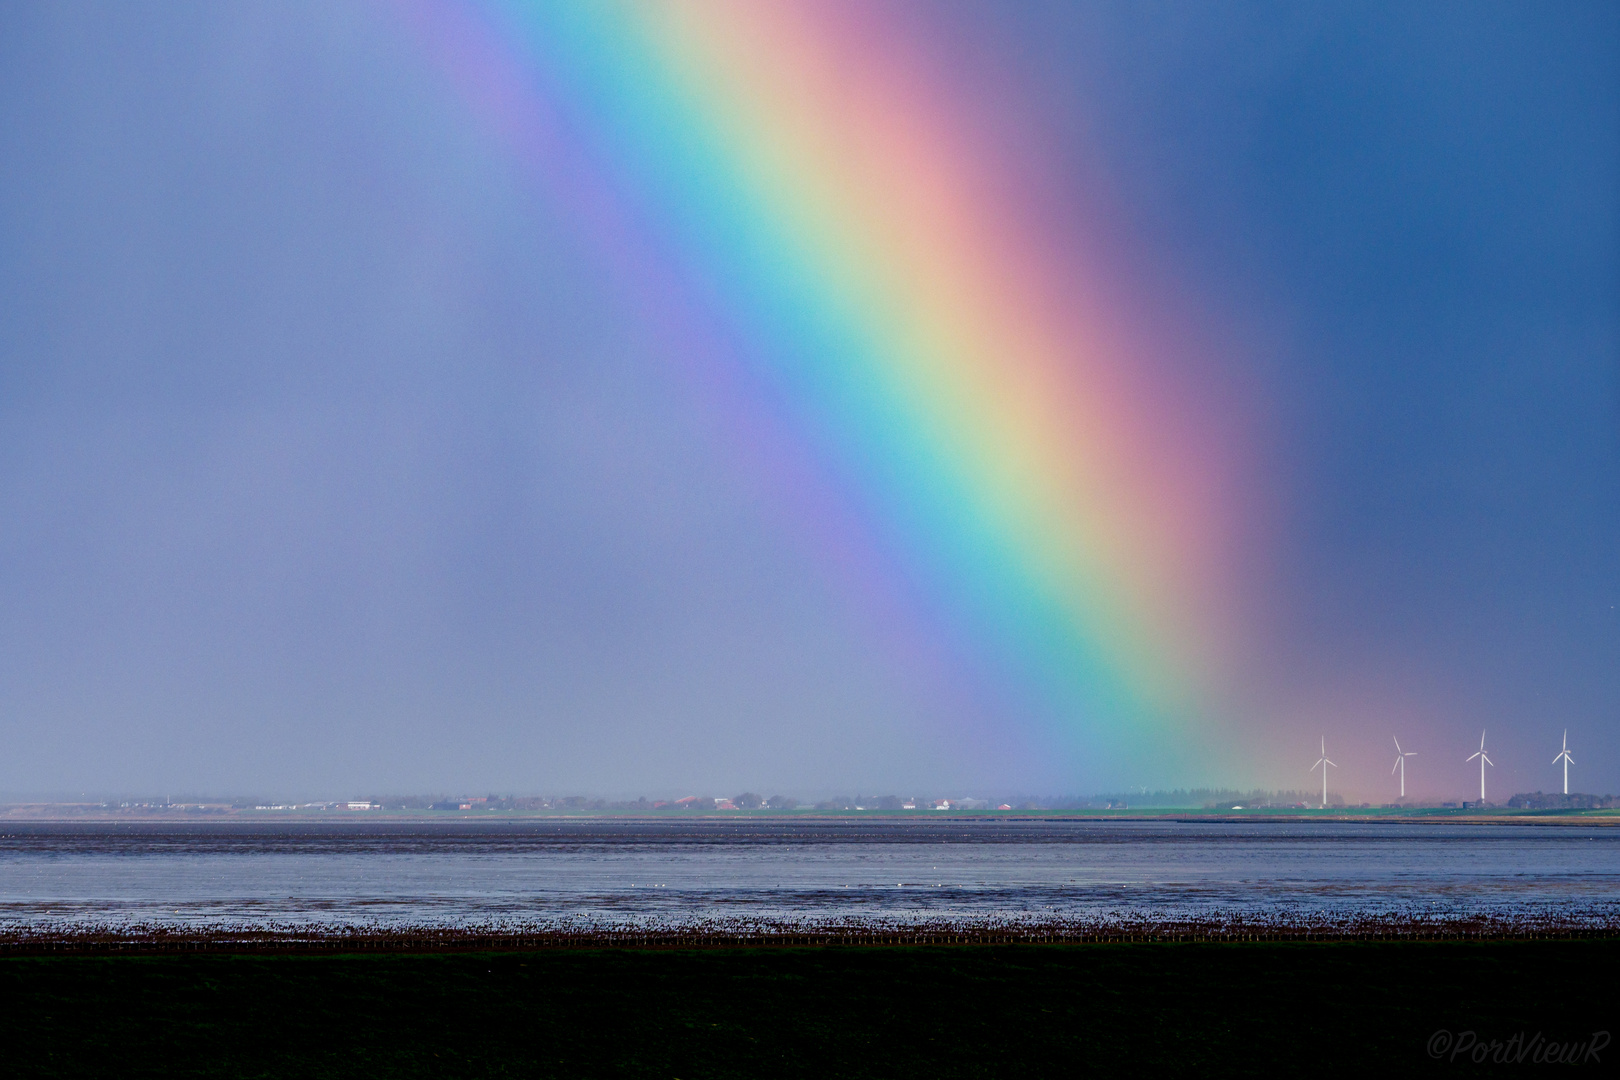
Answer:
[[1391, 737, 1416, 800], [1466, 730, 1493, 802], [1554, 730, 1574, 796], [1312, 737, 1336, 808]]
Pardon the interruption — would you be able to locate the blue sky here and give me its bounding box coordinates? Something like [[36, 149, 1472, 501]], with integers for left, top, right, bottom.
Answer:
[[0, 0, 1614, 799]]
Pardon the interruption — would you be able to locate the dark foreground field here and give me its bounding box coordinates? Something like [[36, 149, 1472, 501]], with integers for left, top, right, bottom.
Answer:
[[4, 941, 1615, 1077]]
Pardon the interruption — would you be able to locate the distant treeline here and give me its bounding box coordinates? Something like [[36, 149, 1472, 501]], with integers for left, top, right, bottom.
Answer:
[[79, 789, 1620, 814], [1082, 789, 1317, 809], [334, 789, 1321, 812], [365, 795, 970, 812], [1505, 792, 1618, 810]]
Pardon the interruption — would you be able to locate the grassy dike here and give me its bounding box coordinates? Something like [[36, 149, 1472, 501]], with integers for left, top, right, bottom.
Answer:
[[3, 941, 1615, 1077]]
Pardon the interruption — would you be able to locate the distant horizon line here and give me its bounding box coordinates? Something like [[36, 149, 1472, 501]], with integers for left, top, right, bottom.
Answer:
[[3, 786, 1615, 812]]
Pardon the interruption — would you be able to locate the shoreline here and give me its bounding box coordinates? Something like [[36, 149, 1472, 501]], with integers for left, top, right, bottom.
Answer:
[[4, 807, 1619, 825], [7, 914, 1619, 955]]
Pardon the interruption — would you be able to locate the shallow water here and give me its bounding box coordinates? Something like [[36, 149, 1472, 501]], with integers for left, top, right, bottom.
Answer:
[[2, 818, 1617, 931]]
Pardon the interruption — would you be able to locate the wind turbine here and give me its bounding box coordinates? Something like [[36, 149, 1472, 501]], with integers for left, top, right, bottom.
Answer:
[[1466, 730, 1493, 803], [1312, 737, 1336, 808], [1554, 730, 1574, 796], [1391, 737, 1416, 800]]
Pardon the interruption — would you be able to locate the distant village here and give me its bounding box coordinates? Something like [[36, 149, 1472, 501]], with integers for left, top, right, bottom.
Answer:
[[6, 787, 1616, 817]]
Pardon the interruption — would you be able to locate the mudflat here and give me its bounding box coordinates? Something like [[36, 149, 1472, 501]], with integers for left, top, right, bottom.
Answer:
[[3, 940, 1614, 1076]]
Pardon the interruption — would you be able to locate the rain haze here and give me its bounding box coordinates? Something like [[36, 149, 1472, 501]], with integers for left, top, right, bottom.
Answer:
[[1, 0, 1616, 802]]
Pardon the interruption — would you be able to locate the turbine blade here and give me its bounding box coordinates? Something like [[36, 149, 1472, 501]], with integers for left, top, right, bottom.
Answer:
[[1392, 759, 1400, 774]]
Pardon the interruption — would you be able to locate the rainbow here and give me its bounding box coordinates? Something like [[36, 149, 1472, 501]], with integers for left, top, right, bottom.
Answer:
[[397, 0, 1250, 773]]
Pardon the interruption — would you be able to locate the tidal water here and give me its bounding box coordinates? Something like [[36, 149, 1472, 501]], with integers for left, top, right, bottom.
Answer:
[[2, 819, 1617, 933]]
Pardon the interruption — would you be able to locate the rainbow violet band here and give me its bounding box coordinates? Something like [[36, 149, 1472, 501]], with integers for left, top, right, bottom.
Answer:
[[398, 0, 1249, 768]]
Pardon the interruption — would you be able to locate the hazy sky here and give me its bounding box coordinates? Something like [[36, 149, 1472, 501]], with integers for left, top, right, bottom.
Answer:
[[1, 1, 1615, 800]]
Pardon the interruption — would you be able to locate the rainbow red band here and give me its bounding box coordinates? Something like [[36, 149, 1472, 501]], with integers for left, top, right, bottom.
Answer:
[[398, 0, 1250, 772]]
